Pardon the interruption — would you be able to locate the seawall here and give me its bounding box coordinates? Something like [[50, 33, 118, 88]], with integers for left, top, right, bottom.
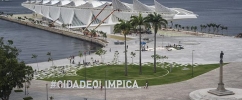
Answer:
[[0, 15, 107, 47]]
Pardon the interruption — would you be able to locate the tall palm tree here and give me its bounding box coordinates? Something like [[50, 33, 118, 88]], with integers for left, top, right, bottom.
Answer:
[[170, 21, 173, 29], [31, 54, 38, 71], [144, 12, 167, 73], [215, 24, 221, 34], [207, 24, 211, 34], [130, 13, 146, 75], [114, 20, 131, 76], [47, 52, 54, 66], [200, 24, 203, 33]]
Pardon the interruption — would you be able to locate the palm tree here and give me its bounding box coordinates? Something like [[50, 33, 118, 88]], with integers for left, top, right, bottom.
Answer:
[[31, 54, 39, 71], [207, 24, 211, 34], [211, 23, 216, 34], [114, 20, 131, 76], [215, 24, 221, 34], [200, 24, 203, 33], [90, 29, 96, 37], [186, 26, 189, 31], [175, 24, 178, 30], [144, 12, 167, 73], [47, 52, 54, 66], [130, 13, 146, 75], [170, 21, 173, 29], [130, 52, 136, 64], [224, 27, 228, 35]]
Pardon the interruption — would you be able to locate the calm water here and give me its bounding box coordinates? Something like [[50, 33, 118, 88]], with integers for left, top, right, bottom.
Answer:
[[0, 0, 102, 63], [0, 0, 241, 63]]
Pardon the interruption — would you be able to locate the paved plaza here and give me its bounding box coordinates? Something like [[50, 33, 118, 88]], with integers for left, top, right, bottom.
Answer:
[[19, 31, 242, 100]]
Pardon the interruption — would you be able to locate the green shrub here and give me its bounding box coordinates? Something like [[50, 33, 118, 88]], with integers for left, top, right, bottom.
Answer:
[[23, 96, 33, 100], [14, 90, 23, 92]]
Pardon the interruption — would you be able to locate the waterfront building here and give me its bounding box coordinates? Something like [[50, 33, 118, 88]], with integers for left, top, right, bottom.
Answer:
[[22, 0, 197, 34]]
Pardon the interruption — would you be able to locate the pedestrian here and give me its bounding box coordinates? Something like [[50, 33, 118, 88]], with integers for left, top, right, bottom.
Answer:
[[59, 83, 61, 88], [127, 45, 128, 49], [69, 58, 71, 64], [145, 81, 148, 89], [147, 45, 148, 49], [100, 83, 103, 91]]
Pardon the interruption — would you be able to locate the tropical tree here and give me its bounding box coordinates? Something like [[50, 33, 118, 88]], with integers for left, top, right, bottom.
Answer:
[[215, 24, 221, 34], [31, 54, 39, 71], [47, 52, 54, 66], [130, 13, 146, 75], [0, 37, 34, 100], [114, 20, 131, 76], [174, 24, 178, 30], [130, 52, 136, 64], [194, 26, 197, 32], [186, 26, 189, 31], [90, 29, 97, 37], [151, 54, 168, 68], [170, 21, 173, 29], [95, 48, 107, 63], [200, 24, 203, 33], [144, 12, 167, 73], [207, 24, 211, 34]]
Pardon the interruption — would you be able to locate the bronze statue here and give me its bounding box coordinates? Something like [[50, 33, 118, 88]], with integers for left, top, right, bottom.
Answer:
[[220, 51, 224, 60]]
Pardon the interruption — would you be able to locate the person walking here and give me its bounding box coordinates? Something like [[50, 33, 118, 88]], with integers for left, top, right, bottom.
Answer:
[[145, 81, 148, 89]]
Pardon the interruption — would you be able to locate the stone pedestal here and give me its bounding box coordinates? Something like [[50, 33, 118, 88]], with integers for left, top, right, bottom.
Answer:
[[208, 83, 234, 96], [190, 88, 242, 100]]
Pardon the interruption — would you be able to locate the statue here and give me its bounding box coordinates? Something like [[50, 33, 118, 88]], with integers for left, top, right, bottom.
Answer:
[[220, 51, 224, 60]]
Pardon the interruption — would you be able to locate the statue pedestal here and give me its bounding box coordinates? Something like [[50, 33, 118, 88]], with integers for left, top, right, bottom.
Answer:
[[189, 88, 242, 100], [208, 83, 234, 96]]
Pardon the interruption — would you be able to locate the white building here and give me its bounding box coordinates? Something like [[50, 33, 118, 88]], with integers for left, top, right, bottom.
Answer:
[[22, 0, 197, 34]]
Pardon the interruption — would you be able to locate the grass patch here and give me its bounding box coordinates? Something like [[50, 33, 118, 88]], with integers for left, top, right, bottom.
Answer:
[[23, 96, 33, 100], [43, 63, 223, 86], [14, 89, 23, 92], [108, 34, 133, 41]]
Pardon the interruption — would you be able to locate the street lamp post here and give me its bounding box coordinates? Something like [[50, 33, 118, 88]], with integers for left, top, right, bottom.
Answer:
[[105, 70, 107, 100], [85, 51, 87, 87], [46, 84, 48, 100], [24, 82, 26, 95], [192, 50, 195, 77]]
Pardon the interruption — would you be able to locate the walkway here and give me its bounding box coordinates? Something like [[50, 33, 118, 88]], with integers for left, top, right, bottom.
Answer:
[[10, 62, 242, 100]]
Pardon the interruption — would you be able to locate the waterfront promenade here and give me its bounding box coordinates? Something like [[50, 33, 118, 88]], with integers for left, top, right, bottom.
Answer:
[[0, 14, 107, 47]]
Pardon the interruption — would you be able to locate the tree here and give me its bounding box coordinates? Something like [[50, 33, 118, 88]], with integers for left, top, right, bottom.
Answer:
[[151, 54, 168, 68], [186, 26, 189, 31], [215, 24, 220, 34], [31, 54, 38, 71], [144, 12, 167, 73], [175, 24, 178, 30], [0, 37, 34, 100], [130, 13, 146, 75], [90, 29, 97, 37], [207, 24, 211, 34], [130, 52, 136, 64], [47, 52, 54, 66], [114, 20, 131, 76], [200, 24, 203, 33], [112, 51, 119, 64], [95, 48, 107, 63]]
